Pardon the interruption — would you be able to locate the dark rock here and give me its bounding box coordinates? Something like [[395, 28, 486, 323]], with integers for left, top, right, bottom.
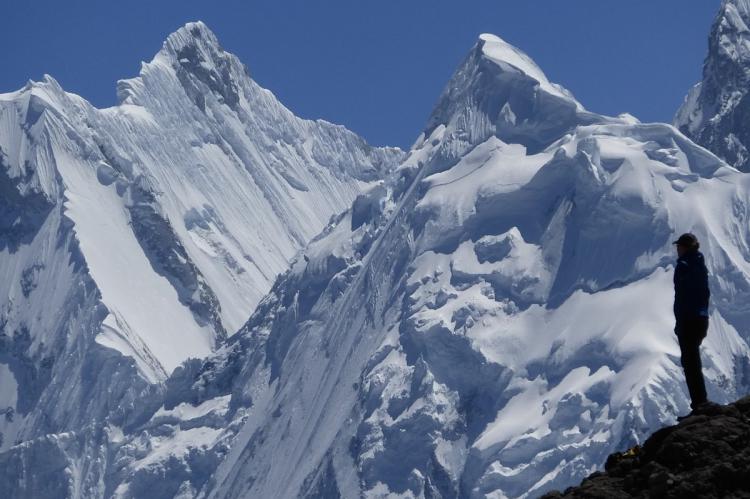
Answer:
[[540, 396, 750, 498]]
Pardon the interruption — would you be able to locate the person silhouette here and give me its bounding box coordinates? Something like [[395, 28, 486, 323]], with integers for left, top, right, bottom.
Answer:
[[672, 233, 713, 420]]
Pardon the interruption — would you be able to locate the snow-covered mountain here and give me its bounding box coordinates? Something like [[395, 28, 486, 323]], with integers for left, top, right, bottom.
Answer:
[[0, 20, 401, 465], [5, 28, 748, 498], [675, 0, 750, 171], [194, 34, 750, 499], [5, 12, 750, 499]]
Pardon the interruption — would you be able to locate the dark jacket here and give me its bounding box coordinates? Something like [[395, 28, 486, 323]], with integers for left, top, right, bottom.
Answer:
[[674, 249, 710, 324]]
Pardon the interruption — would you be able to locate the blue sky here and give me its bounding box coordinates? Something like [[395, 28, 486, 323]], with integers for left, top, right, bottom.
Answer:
[[2, 0, 720, 148]]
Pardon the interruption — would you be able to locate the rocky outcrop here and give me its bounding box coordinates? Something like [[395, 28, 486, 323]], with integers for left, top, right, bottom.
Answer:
[[541, 396, 750, 498]]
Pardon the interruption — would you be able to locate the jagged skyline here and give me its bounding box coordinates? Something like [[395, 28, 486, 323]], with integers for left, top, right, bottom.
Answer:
[[1, 0, 719, 148]]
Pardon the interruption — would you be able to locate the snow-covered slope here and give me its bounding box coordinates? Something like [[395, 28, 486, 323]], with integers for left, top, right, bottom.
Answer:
[[675, 0, 750, 172], [0, 20, 400, 463]]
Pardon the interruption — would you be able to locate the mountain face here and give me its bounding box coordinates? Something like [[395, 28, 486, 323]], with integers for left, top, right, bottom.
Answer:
[[5, 30, 747, 498], [195, 35, 750, 499], [4, 15, 750, 499], [675, 0, 750, 171], [0, 19, 401, 470]]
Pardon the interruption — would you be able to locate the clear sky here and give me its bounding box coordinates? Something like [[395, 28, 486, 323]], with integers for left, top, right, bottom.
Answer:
[[1, 0, 721, 148]]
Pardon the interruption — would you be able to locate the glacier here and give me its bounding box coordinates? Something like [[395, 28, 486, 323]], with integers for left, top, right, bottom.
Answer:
[[3, 12, 750, 499]]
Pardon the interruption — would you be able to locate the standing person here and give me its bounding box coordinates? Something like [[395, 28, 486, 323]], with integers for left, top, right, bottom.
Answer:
[[672, 233, 712, 420]]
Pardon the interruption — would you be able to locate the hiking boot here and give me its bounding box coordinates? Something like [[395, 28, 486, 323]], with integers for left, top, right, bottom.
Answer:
[[693, 401, 720, 414], [677, 401, 719, 421], [677, 412, 695, 422]]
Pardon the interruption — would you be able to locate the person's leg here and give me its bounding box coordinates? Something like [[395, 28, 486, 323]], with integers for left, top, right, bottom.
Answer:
[[677, 323, 708, 410]]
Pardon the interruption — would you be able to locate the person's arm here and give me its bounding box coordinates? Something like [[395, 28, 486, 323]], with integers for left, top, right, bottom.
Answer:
[[674, 259, 687, 327], [698, 259, 710, 317], [682, 257, 708, 318]]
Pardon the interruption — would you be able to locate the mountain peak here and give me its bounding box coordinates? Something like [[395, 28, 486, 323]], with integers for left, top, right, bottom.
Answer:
[[422, 33, 586, 157], [714, 0, 750, 62], [156, 20, 233, 77], [160, 21, 222, 60], [118, 20, 244, 109], [674, 0, 750, 171], [477, 33, 571, 102]]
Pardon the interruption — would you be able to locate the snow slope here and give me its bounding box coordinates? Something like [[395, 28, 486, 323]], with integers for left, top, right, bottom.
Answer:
[[675, 0, 750, 171], [0, 20, 400, 467]]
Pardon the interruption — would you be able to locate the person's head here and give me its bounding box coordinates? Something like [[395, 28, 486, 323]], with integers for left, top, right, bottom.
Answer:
[[673, 233, 700, 257]]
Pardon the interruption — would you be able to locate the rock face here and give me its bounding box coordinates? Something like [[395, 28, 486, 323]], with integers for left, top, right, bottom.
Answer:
[[541, 396, 750, 498], [0, 19, 401, 492], [675, 0, 750, 172]]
